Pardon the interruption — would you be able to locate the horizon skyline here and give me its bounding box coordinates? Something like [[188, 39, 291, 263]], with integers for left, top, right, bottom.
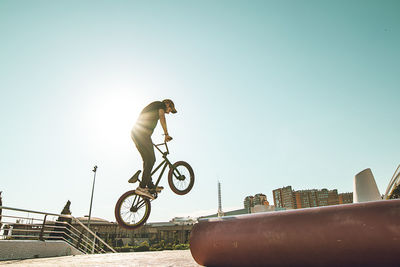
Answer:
[[0, 174, 385, 223]]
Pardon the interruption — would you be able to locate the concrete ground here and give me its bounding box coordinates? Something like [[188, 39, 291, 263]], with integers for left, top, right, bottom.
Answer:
[[0, 250, 202, 267]]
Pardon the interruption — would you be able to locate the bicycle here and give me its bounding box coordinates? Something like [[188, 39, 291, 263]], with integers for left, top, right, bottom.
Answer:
[[114, 142, 195, 229]]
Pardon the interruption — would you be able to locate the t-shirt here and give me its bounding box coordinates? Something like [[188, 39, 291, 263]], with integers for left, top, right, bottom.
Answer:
[[134, 101, 166, 135]]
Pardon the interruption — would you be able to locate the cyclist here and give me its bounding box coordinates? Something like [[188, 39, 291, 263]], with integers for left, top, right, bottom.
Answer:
[[131, 99, 177, 199]]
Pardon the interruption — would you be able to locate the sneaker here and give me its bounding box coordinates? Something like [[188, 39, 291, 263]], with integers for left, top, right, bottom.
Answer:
[[148, 182, 164, 192], [149, 186, 164, 193], [135, 187, 155, 200]]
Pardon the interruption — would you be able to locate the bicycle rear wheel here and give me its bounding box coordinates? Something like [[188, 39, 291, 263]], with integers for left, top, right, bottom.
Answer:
[[115, 190, 151, 230], [168, 161, 195, 195]]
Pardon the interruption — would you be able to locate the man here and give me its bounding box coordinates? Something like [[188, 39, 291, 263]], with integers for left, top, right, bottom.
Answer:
[[131, 99, 177, 199]]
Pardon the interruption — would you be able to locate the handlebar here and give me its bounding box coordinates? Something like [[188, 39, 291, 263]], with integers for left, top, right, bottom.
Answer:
[[153, 142, 170, 155]]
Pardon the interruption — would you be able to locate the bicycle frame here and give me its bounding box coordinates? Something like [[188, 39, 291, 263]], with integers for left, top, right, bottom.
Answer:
[[151, 142, 174, 188]]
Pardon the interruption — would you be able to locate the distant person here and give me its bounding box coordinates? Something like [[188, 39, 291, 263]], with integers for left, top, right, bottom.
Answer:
[[0, 191, 2, 230], [50, 200, 72, 241], [131, 99, 177, 199]]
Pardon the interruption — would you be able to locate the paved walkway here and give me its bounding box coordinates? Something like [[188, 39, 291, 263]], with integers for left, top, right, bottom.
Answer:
[[0, 250, 202, 267]]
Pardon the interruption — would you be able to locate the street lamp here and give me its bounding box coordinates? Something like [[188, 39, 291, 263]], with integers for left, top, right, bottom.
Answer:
[[87, 165, 98, 230]]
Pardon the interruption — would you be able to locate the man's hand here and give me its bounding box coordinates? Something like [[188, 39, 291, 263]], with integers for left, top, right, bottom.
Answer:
[[159, 109, 172, 142], [164, 134, 173, 142]]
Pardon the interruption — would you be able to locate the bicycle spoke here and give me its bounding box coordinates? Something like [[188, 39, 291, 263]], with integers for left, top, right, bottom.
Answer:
[[125, 213, 133, 222], [171, 165, 191, 191]]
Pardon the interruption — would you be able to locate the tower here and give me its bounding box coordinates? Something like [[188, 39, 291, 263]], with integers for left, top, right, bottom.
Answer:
[[218, 181, 224, 217]]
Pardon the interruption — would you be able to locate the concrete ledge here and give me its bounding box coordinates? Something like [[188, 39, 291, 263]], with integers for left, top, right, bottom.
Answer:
[[0, 240, 83, 261], [190, 199, 400, 267]]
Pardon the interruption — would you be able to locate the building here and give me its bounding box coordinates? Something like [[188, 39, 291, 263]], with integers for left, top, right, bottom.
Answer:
[[338, 192, 353, 204], [244, 194, 269, 211], [294, 190, 317, 208], [328, 189, 339, 206], [170, 217, 197, 225], [254, 193, 269, 206], [274, 186, 353, 209], [252, 205, 276, 213], [200, 208, 249, 219], [317, 189, 329, 206], [244, 196, 254, 213], [74, 217, 195, 247], [273, 186, 295, 209]]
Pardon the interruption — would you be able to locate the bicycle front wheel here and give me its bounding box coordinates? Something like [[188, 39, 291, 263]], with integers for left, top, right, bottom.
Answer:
[[114, 190, 151, 230], [168, 161, 195, 195]]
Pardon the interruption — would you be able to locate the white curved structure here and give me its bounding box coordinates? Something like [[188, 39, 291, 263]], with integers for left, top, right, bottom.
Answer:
[[354, 168, 381, 203], [384, 164, 400, 199]]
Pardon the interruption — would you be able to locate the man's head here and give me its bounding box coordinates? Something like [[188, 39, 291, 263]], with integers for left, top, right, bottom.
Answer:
[[163, 99, 177, 114]]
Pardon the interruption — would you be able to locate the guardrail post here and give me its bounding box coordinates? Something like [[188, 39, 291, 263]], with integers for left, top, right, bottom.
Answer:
[[39, 214, 47, 241], [77, 233, 83, 250], [92, 235, 96, 253]]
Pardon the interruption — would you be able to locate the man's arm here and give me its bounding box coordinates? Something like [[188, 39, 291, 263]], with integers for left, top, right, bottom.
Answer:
[[159, 109, 172, 142]]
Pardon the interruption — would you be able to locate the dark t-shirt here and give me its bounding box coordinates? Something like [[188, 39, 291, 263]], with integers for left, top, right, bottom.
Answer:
[[135, 101, 166, 135]]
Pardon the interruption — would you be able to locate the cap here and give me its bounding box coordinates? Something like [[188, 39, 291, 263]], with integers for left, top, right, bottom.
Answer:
[[163, 99, 177, 113]]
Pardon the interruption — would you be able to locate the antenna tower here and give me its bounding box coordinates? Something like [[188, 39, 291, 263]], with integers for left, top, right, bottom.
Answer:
[[218, 181, 224, 217]]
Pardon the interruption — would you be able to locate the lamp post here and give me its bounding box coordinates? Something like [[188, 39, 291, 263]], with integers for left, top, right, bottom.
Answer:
[[87, 165, 97, 230]]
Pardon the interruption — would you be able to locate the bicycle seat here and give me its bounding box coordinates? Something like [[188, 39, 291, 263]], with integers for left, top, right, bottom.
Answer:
[[128, 170, 141, 183]]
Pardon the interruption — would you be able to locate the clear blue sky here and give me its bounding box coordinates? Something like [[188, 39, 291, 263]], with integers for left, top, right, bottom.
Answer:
[[1, 0, 399, 222]]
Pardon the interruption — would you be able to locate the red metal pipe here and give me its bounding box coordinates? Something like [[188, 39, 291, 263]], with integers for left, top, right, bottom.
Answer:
[[189, 199, 400, 267]]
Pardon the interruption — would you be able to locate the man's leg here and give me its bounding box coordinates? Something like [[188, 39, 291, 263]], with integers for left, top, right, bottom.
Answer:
[[134, 134, 155, 188]]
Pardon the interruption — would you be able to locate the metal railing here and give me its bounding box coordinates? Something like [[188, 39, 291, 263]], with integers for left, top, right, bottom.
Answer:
[[0, 206, 116, 254]]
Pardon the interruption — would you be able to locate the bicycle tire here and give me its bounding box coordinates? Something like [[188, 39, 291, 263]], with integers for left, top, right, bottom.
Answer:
[[114, 190, 151, 230], [168, 161, 195, 195]]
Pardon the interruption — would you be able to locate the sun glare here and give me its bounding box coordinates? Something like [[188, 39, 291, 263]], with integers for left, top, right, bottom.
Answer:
[[82, 88, 145, 149]]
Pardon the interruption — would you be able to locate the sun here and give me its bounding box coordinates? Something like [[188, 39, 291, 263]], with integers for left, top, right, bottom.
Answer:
[[82, 87, 146, 149]]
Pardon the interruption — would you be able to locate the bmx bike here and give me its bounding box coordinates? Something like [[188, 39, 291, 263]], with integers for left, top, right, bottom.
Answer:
[[114, 142, 195, 229]]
